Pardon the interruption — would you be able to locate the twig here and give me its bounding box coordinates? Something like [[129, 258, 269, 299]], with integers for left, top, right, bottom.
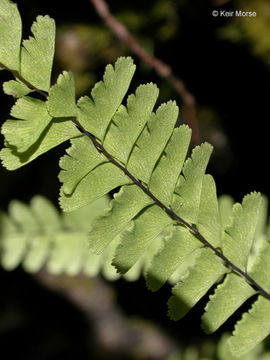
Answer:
[[89, 0, 201, 145]]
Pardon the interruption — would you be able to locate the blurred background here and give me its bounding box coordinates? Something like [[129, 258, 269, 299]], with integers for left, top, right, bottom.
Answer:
[[1, 0, 270, 359]]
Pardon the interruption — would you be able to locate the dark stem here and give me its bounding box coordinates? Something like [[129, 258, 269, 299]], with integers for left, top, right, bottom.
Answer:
[[2, 64, 270, 300], [72, 118, 270, 300], [0, 62, 48, 98]]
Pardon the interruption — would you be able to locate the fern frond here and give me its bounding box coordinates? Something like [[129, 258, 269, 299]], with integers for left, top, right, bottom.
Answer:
[[222, 192, 262, 271], [0, 4, 81, 170], [112, 204, 172, 273], [3, 79, 32, 98], [0, 118, 80, 170], [47, 71, 77, 117], [20, 15, 55, 92], [61, 56, 268, 354], [218, 195, 234, 229], [127, 101, 179, 184], [217, 333, 270, 360], [202, 272, 256, 334], [172, 143, 213, 224], [60, 161, 133, 211], [88, 184, 152, 254], [59, 136, 106, 195], [1, 3, 270, 355], [0, 195, 159, 281], [228, 295, 270, 356], [168, 248, 227, 321], [0, 195, 119, 277], [103, 83, 159, 164], [2, 97, 52, 152], [249, 240, 270, 292], [146, 226, 201, 291], [77, 56, 136, 140]]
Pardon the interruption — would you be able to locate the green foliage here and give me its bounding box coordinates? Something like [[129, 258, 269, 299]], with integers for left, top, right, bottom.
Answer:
[[1, 1, 270, 357], [1, 195, 270, 360], [0, 195, 165, 282], [219, 0, 270, 66], [0, 0, 21, 71], [20, 15, 55, 92], [0, 195, 115, 277], [168, 333, 270, 360]]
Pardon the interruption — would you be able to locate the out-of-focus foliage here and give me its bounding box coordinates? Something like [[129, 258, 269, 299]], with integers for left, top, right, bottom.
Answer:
[[55, 24, 123, 95], [218, 0, 270, 65], [55, 0, 179, 96], [169, 333, 270, 360]]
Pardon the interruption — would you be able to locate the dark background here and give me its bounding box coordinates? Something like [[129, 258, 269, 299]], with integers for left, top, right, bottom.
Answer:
[[1, 0, 270, 359]]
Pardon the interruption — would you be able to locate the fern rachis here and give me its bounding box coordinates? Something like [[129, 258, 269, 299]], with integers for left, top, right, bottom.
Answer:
[[2, 63, 266, 300], [1, 0, 270, 356]]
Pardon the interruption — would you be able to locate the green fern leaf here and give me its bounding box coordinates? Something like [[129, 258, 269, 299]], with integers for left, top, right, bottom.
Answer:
[[218, 195, 234, 230], [84, 104, 186, 252], [112, 205, 173, 273], [222, 192, 262, 271], [145, 159, 217, 291], [168, 248, 227, 321], [112, 126, 192, 273], [77, 56, 135, 140], [146, 226, 202, 291], [20, 15, 55, 91], [127, 101, 179, 184], [197, 175, 221, 248], [60, 162, 132, 211], [46, 232, 87, 275], [202, 273, 256, 333], [0, 117, 81, 170], [47, 71, 77, 117], [88, 184, 152, 254], [1, 5, 270, 352], [85, 102, 188, 259], [249, 241, 270, 293], [3, 80, 32, 98], [149, 126, 191, 205], [59, 136, 106, 196], [228, 295, 270, 356], [22, 196, 61, 272], [217, 333, 266, 360], [0, 0, 21, 71], [103, 83, 159, 163], [56, 59, 270, 356], [1, 200, 39, 269], [1, 97, 52, 152], [172, 143, 213, 224], [124, 234, 163, 282], [0, 195, 116, 277]]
